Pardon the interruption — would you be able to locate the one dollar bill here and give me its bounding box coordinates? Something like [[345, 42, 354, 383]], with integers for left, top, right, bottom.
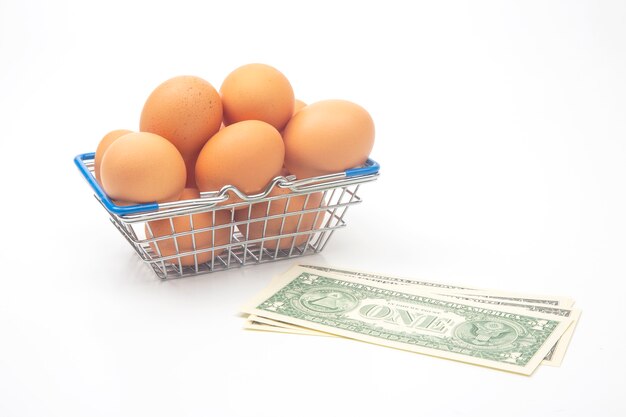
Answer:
[[300, 264, 575, 308], [242, 266, 575, 375], [253, 264, 581, 366]]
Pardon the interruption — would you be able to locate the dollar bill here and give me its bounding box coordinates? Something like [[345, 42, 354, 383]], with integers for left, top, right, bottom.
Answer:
[[300, 264, 575, 308], [246, 315, 324, 334], [246, 314, 315, 332], [242, 266, 574, 375], [540, 308, 581, 366], [247, 294, 580, 366], [248, 264, 580, 366], [244, 320, 320, 335]]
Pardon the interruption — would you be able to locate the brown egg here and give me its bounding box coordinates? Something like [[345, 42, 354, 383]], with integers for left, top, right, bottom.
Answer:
[[220, 63, 294, 131], [235, 188, 325, 250], [100, 132, 186, 203], [283, 99, 375, 179], [140, 75, 222, 186], [195, 120, 284, 198], [94, 129, 132, 184], [145, 189, 232, 266]]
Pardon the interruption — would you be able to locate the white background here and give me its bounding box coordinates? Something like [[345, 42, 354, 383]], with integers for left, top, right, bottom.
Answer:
[[1, 1, 625, 416]]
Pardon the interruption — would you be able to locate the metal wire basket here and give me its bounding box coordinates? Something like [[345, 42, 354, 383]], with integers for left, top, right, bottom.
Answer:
[[74, 153, 380, 279]]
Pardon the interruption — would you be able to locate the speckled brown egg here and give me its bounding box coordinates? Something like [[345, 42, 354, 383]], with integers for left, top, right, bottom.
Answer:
[[283, 99, 375, 179], [100, 132, 186, 203], [140, 75, 222, 187], [220, 63, 294, 131]]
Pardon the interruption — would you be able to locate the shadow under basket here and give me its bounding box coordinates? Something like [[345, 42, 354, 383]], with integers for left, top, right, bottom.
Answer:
[[75, 153, 380, 279]]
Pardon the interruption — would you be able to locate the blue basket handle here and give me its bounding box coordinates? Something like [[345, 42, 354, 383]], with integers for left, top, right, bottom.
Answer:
[[345, 159, 380, 177], [75, 153, 380, 215], [74, 153, 159, 215]]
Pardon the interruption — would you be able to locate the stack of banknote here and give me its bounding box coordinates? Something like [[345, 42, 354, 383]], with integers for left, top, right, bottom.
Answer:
[[241, 264, 581, 375]]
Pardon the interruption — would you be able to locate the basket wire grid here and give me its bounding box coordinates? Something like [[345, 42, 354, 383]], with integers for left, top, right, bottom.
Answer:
[[75, 153, 379, 279]]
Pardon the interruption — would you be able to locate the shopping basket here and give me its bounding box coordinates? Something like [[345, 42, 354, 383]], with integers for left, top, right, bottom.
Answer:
[[74, 153, 380, 279]]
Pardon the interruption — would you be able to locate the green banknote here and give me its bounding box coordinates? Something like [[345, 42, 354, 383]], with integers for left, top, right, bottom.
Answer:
[[243, 266, 574, 375], [249, 265, 580, 366], [246, 298, 580, 366], [300, 264, 575, 308]]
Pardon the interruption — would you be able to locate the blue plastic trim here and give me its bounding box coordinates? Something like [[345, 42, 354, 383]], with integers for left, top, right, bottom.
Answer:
[[73, 153, 160, 215], [345, 158, 380, 177], [75, 153, 380, 214]]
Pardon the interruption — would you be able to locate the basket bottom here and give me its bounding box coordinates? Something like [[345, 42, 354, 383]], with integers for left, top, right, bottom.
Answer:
[[141, 230, 335, 279]]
